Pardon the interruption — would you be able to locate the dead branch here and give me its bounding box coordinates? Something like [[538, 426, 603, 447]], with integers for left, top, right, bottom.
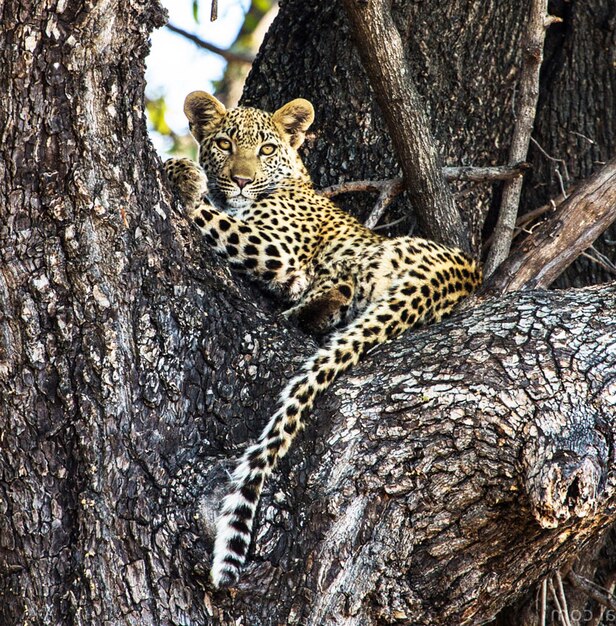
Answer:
[[320, 164, 528, 198], [320, 177, 404, 198], [540, 579, 548, 626], [481, 186, 572, 252], [484, 2, 562, 276], [530, 136, 570, 184], [373, 214, 410, 231], [341, 0, 469, 251], [442, 163, 530, 182], [363, 179, 405, 229], [581, 246, 616, 275], [587, 570, 616, 626], [482, 157, 616, 294], [554, 572, 573, 626], [320, 164, 528, 229], [166, 23, 255, 65]]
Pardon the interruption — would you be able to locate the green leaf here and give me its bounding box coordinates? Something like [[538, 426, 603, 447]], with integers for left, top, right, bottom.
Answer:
[[146, 96, 172, 136]]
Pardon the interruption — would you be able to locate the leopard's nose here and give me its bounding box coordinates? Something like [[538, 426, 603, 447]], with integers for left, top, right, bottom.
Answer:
[[232, 176, 253, 189]]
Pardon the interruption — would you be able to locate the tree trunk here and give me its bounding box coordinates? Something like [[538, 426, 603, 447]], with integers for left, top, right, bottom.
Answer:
[[1, 1, 615, 625], [0, 0, 308, 622]]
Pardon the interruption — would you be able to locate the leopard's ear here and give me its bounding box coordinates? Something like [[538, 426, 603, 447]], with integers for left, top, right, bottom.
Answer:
[[184, 91, 227, 142], [272, 99, 314, 148]]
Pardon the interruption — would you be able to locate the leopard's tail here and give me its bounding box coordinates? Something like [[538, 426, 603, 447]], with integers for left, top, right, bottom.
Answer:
[[210, 294, 409, 588], [210, 258, 481, 587]]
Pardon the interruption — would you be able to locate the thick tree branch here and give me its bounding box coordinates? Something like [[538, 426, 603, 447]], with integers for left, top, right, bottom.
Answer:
[[341, 0, 469, 251], [484, 1, 562, 275], [483, 158, 616, 293], [200, 285, 616, 625]]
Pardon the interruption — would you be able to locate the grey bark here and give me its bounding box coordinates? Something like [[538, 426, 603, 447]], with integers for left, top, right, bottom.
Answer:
[[0, 0, 307, 622], [1, 1, 616, 626]]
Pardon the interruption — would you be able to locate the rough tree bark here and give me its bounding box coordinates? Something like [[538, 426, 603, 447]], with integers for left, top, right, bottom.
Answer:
[[1, 1, 615, 626]]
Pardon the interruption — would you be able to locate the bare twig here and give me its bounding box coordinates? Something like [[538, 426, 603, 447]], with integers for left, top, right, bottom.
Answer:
[[569, 130, 595, 145], [581, 247, 616, 275], [484, 2, 562, 276], [568, 571, 616, 612], [482, 157, 616, 294], [540, 578, 547, 626], [373, 215, 410, 231], [320, 178, 404, 198], [166, 23, 255, 65], [530, 136, 570, 198], [341, 0, 468, 251], [549, 576, 572, 626], [556, 571, 572, 626], [210, 0, 218, 22], [554, 167, 568, 198], [364, 179, 406, 229], [530, 136, 571, 182]]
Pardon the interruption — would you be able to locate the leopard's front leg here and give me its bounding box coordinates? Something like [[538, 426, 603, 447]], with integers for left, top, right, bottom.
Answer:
[[189, 204, 312, 298], [164, 158, 310, 298]]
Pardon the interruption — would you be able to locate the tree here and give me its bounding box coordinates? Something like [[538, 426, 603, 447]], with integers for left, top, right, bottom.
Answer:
[[0, 1, 614, 626]]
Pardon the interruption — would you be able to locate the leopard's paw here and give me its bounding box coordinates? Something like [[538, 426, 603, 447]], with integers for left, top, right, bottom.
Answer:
[[164, 157, 209, 210]]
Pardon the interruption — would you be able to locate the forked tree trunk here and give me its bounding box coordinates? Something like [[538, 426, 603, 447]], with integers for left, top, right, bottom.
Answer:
[[0, 1, 615, 625]]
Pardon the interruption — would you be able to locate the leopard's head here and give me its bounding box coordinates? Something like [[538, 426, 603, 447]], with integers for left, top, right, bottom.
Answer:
[[184, 91, 314, 210]]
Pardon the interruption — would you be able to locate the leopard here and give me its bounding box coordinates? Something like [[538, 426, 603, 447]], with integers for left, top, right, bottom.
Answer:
[[163, 91, 483, 589]]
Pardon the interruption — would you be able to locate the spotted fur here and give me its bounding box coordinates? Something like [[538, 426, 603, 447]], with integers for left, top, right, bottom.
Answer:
[[164, 91, 482, 588]]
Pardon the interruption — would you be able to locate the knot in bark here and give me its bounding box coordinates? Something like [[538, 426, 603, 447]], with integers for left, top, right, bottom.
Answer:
[[526, 450, 601, 529]]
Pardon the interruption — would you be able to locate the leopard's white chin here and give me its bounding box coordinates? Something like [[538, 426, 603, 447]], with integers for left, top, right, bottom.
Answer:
[[225, 195, 254, 210]]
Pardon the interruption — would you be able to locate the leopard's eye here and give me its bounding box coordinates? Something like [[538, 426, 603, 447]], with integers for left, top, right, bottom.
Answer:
[[259, 143, 277, 156], [215, 138, 232, 151]]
